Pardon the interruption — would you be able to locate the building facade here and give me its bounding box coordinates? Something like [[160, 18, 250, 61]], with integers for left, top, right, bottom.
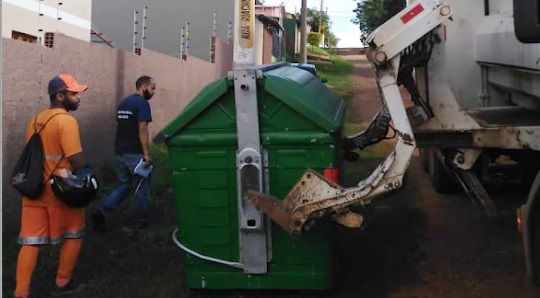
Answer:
[[2, 0, 92, 44]]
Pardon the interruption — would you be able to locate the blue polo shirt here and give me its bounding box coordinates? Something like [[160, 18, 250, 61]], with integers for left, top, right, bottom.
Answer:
[[114, 94, 152, 155]]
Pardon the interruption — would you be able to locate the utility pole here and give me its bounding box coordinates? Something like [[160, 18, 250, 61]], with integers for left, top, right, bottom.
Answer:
[[319, 0, 323, 34], [300, 0, 307, 63]]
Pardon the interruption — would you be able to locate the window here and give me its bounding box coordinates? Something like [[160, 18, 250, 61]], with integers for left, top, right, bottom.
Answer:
[[12, 31, 37, 43]]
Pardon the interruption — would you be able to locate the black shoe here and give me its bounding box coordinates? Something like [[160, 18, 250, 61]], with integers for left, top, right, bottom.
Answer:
[[50, 280, 86, 297], [90, 209, 106, 232]]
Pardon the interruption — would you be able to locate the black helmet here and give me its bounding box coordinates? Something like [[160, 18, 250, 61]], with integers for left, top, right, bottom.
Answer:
[[50, 167, 99, 208]]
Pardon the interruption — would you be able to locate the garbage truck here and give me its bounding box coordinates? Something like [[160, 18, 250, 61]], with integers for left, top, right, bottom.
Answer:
[[158, 0, 539, 289], [246, 0, 540, 284]]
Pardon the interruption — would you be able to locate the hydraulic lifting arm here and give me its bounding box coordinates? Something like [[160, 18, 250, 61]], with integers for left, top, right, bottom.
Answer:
[[247, 0, 453, 236]]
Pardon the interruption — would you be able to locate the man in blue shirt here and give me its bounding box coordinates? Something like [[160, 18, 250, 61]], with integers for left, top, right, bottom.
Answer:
[[91, 76, 156, 232]]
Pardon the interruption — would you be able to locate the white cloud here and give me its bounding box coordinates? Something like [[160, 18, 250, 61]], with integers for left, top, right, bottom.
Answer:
[[263, 0, 363, 47]]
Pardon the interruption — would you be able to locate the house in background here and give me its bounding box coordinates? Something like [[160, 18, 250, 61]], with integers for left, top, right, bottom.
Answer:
[[283, 12, 312, 62], [2, 0, 92, 44], [255, 4, 285, 19], [91, 0, 234, 60], [254, 4, 287, 64], [254, 14, 286, 64]]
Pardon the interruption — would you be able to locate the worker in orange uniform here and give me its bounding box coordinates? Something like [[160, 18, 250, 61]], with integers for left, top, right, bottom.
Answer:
[[14, 74, 93, 298]]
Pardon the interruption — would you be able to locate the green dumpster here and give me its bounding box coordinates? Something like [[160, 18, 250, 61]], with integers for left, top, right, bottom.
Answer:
[[159, 64, 346, 290]]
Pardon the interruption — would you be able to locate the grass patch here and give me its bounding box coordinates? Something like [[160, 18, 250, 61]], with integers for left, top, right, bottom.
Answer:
[[313, 59, 393, 188], [314, 56, 354, 100], [307, 45, 332, 56], [149, 144, 172, 196]]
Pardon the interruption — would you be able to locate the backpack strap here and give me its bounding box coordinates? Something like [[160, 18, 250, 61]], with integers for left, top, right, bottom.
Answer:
[[33, 112, 69, 176], [34, 112, 67, 134], [49, 154, 66, 178]]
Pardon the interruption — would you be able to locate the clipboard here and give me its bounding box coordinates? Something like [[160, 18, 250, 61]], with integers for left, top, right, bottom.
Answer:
[[133, 159, 154, 178]]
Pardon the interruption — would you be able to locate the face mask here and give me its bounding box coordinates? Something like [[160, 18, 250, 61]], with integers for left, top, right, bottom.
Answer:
[[143, 89, 153, 100]]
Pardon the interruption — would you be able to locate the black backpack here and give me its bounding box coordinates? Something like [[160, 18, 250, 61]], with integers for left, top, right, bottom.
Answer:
[[11, 113, 65, 199]]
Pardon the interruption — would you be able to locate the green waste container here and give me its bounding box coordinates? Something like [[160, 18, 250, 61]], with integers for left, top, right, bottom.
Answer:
[[159, 64, 346, 290]]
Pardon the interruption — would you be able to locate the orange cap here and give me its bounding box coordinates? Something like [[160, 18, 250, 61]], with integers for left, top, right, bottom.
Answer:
[[48, 74, 89, 94]]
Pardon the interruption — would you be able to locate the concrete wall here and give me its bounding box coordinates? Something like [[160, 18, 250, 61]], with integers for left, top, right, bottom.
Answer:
[[2, 34, 233, 227]]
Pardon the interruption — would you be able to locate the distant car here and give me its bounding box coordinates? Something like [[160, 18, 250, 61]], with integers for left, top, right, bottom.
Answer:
[[290, 63, 327, 82]]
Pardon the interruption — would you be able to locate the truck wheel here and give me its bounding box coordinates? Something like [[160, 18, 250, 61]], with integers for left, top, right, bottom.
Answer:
[[427, 149, 460, 194]]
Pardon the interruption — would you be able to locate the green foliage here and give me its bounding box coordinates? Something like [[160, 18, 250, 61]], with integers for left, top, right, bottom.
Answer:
[[353, 0, 406, 45], [313, 56, 353, 98], [307, 9, 329, 34], [308, 46, 331, 56], [324, 31, 339, 48], [307, 32, 323, 46], [297, 8, 338, 48]]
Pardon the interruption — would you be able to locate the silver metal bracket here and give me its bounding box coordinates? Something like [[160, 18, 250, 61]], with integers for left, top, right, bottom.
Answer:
[[233, 69, 268, 274]]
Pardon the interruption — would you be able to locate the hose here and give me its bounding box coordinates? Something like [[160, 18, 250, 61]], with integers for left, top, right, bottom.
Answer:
[[171, 228, 244, 270]]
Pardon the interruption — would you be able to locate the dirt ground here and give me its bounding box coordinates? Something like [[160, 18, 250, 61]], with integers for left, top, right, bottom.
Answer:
[[3, 55, 540, 298]]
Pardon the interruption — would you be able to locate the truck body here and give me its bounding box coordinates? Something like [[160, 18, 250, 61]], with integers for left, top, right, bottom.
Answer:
[[248, 0, 540, 284]]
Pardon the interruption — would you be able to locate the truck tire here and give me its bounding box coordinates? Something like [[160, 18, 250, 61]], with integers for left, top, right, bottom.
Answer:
[[426, 148, 460, 194]]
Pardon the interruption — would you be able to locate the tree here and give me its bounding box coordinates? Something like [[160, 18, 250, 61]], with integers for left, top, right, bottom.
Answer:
[[304, 8, 339, 48], [294, 7, 338, 48], [308, 32, 323, 46], [324, 31, 339, 48], [352, 0, 406, 45], [307, 8, 329, 34]]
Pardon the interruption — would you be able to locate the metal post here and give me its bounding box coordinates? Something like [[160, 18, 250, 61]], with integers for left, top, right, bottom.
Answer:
[[180, 25, 185, 59], [56, 2, 63, 32], [141, 6, 148, 49], [185, 22, 190, 58], [227, 17, 233, 45], [210, 11, 217, 62], [300, 0, 308, 63], [37, 0, 44, 44], [231, 0, 268, 274], [133, 10, 139, 53]]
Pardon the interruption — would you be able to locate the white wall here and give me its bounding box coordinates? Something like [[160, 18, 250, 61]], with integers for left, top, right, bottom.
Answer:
[[2, 0, 91, 43]]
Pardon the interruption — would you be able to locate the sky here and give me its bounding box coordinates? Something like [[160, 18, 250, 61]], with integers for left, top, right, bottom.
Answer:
[[264, 0, 362, 47]]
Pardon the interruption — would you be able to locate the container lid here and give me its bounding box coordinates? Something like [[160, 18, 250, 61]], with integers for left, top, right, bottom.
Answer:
[[158, 65, 346, 140]]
